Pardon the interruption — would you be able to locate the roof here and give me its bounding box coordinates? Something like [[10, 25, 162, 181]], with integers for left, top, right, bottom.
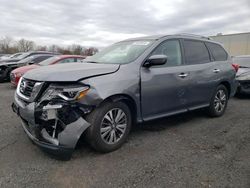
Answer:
[[122, 33, 212, 42], [58, 55, 86, 58]]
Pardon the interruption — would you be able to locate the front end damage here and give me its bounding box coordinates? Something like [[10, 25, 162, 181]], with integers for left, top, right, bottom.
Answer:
[[236, 71, 250, 94], [237, 80, 250, 94], [12, 78, 93, 159]]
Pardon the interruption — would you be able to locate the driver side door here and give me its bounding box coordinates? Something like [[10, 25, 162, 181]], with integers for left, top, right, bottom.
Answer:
[[141, 39, 190, 121]]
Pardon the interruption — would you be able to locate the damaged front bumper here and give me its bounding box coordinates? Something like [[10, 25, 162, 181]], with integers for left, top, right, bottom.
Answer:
[[12, 93, 91, 159], [237, 80, 250, 94]]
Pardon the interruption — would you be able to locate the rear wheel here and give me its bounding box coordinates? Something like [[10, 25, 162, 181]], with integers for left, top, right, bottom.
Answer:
[[85, 101, 132, 152], [207, 85, 228, 117]]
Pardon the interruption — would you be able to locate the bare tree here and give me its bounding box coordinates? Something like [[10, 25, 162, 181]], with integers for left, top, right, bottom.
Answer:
[[17, 39, 35, 52], [83, 47, 99, 56], [0, 36, 13, 53], [47, 44, 60, 53], [70, 44, 85, 55], [36, 45, 47, 51], [0, 35, 100, 55]]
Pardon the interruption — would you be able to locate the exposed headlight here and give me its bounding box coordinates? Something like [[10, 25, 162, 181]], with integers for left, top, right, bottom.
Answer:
[[41, 84, 89, 101]]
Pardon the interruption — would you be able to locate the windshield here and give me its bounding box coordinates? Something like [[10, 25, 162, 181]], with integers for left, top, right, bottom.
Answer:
[[39, 56, 61, 66], [17, 56, 35, 64], [233, 57, 250, 67], [10, 53, 22, 58], [86, 40, 153, 64], [17, 52, 30, 59]]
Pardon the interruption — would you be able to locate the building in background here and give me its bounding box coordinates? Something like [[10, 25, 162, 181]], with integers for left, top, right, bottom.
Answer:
[[210, 32, 250, 56]]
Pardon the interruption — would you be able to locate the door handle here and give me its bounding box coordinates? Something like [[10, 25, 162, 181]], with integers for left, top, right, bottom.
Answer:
[[178, 73, 188, 78], [213, 69, 221, 73]]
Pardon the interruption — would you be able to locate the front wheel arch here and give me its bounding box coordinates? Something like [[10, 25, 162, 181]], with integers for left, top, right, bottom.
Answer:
[[97, 94, 138, 125], [220, 81, 231, 97], [85, 100, 132, 152]]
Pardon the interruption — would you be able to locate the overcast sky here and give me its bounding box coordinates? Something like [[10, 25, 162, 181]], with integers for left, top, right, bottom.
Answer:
[[0, 0, 249, 47]]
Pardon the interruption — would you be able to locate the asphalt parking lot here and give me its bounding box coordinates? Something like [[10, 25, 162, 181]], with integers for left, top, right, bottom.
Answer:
[[0, 83, 249, 188]]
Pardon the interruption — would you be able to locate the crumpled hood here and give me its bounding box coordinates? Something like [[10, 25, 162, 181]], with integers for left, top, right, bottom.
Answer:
[[24, 62, 120, 82], [12, 64, 39, 74]]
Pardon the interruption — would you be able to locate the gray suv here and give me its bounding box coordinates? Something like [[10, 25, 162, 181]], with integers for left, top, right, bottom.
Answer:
[[12, 34, 237, 158]]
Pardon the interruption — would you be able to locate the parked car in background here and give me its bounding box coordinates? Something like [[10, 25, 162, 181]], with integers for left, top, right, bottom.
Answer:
[[233, 55, 250, 95], [0, 52, 23, 62], [7, 52, 23, 59], [12, 34, 237, 159], [10, 54, 55, 86], [0, 51, 60, 82], [0, 54, 11, 60], [10, 55, 86, 86]]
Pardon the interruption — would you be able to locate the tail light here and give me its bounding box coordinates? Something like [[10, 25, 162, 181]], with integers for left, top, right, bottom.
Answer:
[[232, 64, 239, 72]]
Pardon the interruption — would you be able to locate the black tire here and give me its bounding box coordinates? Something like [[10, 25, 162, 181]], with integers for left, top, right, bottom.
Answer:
[[0, 69, 10, 82], [207, 85, 229, 117], [85, 101, 132, 153]]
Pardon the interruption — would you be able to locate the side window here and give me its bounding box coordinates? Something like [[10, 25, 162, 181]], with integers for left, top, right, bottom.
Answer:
[[75, 58, 83, 62], [183, 40, 210, 65], [58, 58, 75, 64], [33, 56, 51, 64], [151, 40, 182, 67], [206, 42, 228, 61]]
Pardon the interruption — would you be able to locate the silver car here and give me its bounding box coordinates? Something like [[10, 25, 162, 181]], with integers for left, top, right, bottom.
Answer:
[[12, 34, 238, 159], [233, 55, 250, 95]]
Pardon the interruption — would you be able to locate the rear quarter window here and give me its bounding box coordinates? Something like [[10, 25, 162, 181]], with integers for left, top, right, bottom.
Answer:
[[206, 42, 228, 61], [183, 40, 210, 65]]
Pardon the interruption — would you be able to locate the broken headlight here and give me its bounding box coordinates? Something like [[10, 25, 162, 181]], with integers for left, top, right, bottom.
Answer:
[[40, 84, 89, 101]]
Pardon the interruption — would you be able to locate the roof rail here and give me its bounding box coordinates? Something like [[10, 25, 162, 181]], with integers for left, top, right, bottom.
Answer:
[[177, 33, 212, 40]]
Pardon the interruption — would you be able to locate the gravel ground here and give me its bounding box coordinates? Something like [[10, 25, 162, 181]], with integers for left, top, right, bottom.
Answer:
[[0, 82, 249, 188]]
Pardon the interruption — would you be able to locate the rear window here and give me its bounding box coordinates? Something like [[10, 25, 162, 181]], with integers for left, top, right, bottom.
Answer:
[[183, 40, 210, 65], [206, 42, 228, 61]]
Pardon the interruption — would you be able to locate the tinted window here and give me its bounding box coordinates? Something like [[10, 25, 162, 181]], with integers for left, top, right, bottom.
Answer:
[[151, 40, 182, 67], [206, 42, 228, 61], [39, 56, 61, 66], [33, 56, 52, 64], [183, 40, 210, 64], [76, 58, 84, 62]]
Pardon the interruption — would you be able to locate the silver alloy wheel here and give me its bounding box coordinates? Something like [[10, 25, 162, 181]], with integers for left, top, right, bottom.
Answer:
[[100, 108, 127, 144], [214, 89, 227, 113]]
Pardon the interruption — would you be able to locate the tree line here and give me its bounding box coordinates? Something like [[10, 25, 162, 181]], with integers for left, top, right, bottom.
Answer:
[[0, 36, 99, 56]]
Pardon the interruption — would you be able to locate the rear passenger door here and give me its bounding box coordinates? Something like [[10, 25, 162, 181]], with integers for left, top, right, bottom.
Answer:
[[182, 39, 218, 109]]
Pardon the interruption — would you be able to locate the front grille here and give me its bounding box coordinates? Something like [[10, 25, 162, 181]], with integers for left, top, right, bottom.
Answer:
[[19, 78, 36, 97]]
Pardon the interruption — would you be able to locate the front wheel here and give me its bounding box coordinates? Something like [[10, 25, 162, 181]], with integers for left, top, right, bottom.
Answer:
[[207, 85, 229, 117], [85, 101, 132, 152]]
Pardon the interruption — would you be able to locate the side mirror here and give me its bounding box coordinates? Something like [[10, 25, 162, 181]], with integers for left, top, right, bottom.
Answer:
[[144, 55, 167, 67]]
